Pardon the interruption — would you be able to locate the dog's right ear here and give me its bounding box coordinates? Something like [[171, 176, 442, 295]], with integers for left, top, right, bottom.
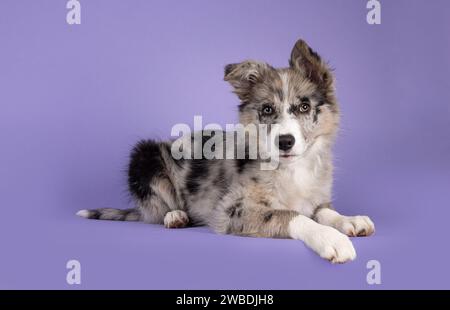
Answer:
[[224, 61, 269, 103], [289, 39, 333, 90]]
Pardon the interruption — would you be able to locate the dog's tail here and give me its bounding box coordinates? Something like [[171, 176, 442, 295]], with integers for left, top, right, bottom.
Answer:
[[76, 208, 141, 221]]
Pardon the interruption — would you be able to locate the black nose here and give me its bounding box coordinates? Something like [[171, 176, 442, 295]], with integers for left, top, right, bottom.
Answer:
[[277, 134, 296, 151]]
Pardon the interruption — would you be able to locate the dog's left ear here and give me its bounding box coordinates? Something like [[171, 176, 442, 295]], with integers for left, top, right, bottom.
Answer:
[[289, 39, 333, 89], [224, 60, 270, 103]]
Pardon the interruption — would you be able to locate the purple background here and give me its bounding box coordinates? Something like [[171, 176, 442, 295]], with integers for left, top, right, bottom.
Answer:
[[1, 0, 449, 289]]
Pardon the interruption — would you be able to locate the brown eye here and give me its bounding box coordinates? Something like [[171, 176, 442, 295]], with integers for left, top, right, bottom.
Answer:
[[300, 103, 310, 113], [262, 105, 274, 115], [298, 97, 311, 113]]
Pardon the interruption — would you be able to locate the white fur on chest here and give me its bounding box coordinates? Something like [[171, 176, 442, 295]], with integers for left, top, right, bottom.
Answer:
[[272, 154, 332, 217]]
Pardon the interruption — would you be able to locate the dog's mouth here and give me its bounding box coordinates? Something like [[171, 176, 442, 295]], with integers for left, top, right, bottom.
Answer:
[[279, 153, 299, 159]]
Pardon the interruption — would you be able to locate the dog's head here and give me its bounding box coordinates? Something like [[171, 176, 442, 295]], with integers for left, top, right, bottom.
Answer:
[[224, 39, 339, 163]]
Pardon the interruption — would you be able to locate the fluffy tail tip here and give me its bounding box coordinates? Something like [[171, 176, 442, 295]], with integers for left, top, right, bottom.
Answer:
[[76, 209, 90, 218]]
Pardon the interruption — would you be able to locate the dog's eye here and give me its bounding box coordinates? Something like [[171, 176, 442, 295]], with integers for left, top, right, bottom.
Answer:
[[262, 105, 274, 116], [300, 103, 310, 113], [298, 97, 311, 113]]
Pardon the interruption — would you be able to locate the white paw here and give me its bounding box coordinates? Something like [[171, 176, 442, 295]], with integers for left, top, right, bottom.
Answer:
[[334, 215, 375, 237], [289, 216, 356, 263], [164, 210, 189, 228], [306, 225, 356, 263]]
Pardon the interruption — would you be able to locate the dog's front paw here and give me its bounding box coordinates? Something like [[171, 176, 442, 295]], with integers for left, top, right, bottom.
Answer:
[[334, 215, 375, 237], [289, 216, 356, 263], [304, 225, 356, 263]]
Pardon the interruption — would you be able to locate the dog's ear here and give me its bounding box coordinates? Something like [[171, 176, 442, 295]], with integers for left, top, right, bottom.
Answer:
[[289, 39, 333, 89], [224, 60, 270, 102]]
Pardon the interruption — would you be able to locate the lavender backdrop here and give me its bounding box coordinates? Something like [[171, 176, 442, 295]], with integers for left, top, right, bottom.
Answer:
[[0, 0, 449, 289]]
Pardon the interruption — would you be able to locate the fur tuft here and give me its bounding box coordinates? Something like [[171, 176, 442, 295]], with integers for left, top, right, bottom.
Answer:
[[76, 209, 90, 218]]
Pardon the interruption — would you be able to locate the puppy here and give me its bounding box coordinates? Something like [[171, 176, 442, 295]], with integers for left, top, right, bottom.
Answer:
[[78, 39, 375, 263]]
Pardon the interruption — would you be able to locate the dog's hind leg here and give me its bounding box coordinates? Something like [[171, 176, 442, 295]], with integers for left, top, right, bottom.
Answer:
[[127, 139, 189, 227], [137, 172, 189, 228]]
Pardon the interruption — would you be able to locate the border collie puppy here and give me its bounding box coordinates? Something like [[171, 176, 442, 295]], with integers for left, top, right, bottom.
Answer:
[[78, 39, 374, 263]]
